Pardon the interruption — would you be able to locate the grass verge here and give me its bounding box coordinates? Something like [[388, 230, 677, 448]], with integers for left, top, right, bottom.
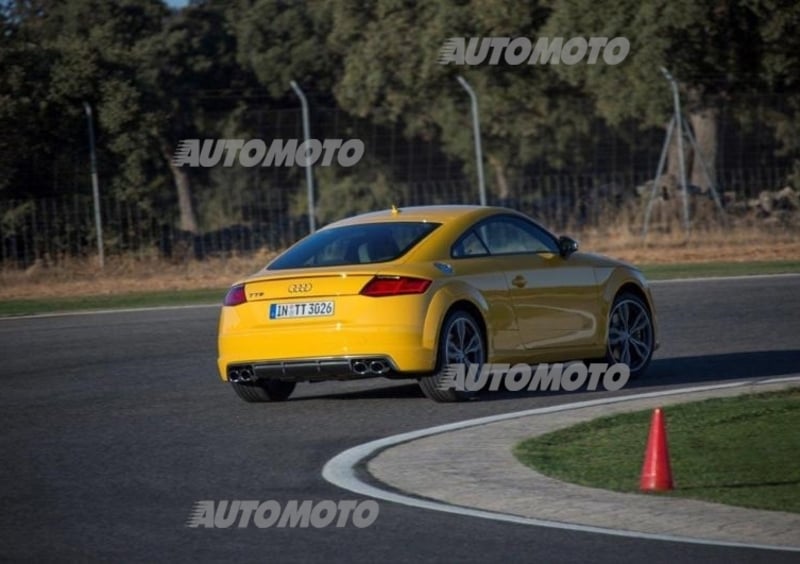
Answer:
[[0, 259, 798, 317], [641, 260, 800, 280], [513, 388, 800, 513], [0, 288, 224, 316]]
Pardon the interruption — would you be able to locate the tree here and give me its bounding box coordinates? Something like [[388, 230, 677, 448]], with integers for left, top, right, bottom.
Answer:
[[234, 0, 337, 100], [0, 0, 166, 199], [325, 0, 592, 201], [544, 0, 785, 190], [135, 1, 259, 234], [755, 0, 800, 186]]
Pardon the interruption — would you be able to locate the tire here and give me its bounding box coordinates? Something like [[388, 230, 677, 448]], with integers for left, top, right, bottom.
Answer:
[[231, 380, 296, 403], [419, 309, 486, 402], [602, 292, 655, 379]]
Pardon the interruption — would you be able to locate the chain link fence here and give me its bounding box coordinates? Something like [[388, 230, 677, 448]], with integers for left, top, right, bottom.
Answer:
[[2, 95, 796, 268], [1, 165, 793, 268]]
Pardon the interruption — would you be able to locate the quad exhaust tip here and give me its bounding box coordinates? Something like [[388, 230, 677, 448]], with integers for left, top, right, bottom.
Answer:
[[350, 358, 390, 375], [228, 367, 254, 383], [369, 360, 389, 374], [228, 359, 391, 382]]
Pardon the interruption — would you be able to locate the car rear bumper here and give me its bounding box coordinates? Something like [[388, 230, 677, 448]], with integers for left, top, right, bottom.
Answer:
[[225, 355, 403, 383], [217, 326, 437, 381]]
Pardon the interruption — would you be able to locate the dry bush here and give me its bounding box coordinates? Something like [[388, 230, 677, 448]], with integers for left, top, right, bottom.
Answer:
[[0, 250, 276, 300]]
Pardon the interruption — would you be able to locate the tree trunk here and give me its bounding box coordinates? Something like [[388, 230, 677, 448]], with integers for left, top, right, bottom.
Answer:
[[660, 122, 689, 231], [164, 147, 198, 234], [666, 122, 690, 192], [488, 154, 510, 202], [688, 107, 718, 191]]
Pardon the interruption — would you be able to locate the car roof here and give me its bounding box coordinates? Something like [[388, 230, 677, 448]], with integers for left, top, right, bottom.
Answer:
[[322, 205, 517, 229]]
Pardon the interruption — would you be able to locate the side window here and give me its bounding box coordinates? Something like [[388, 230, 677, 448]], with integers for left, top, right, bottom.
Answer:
[[452, 230, 490, 258], [476, 216, 558, 255]]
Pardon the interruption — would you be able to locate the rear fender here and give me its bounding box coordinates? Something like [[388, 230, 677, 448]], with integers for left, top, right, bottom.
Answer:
[[421, 281, 489, 355]]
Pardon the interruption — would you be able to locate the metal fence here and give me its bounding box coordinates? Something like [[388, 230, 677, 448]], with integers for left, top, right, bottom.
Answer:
[[3, 94, 796, 268], [1, 166, 791, 268]]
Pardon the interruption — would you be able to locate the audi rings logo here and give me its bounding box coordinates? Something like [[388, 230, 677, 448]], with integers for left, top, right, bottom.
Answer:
[[288, 283, 312, 293]]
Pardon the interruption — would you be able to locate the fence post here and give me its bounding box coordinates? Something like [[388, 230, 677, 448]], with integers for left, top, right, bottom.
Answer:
[[83, 102, 104, 268], [456, 76, 487, 206], [289, 81, 316, 233]]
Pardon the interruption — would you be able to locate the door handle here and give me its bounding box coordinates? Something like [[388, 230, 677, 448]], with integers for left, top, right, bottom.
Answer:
[[511, 275, 527, 288]]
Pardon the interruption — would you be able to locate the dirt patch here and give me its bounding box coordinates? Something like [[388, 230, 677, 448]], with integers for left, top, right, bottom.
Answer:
[[584, 226, 800, 264]]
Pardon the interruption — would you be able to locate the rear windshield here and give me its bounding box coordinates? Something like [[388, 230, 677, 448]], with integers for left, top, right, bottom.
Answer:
[[268, 222, 440, 270]]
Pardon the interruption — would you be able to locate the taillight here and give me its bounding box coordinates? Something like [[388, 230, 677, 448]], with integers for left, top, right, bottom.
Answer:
[[223, 284, 247, 306], [360, 276, 432, 297]]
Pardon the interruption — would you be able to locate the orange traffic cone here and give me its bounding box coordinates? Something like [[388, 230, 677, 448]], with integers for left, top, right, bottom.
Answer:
[[639, 407, 674, 491]]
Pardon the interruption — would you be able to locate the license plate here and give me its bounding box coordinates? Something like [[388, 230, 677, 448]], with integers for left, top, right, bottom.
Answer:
[[269, 301, 335, 319]]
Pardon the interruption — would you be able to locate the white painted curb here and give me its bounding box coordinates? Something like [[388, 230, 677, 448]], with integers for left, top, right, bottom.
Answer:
[[323, 376, 800, 552]]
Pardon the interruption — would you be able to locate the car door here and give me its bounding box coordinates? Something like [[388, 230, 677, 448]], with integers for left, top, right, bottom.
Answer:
[[449, 228, 522, 357], [474, 215, 601, 351]]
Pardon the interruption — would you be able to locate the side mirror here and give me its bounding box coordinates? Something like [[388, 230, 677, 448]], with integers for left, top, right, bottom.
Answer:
[[558, 236, 579, 258]]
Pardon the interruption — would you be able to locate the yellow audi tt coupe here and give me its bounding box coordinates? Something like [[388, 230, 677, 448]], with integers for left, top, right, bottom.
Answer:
[[218, 205, 657, 402]]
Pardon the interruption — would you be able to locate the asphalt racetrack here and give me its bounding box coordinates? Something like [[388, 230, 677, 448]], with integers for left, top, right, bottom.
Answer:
[[1, 275, 799, 563]]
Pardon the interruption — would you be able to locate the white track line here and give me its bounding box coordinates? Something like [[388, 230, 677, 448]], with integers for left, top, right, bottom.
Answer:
[[322, 376, 800, 553]]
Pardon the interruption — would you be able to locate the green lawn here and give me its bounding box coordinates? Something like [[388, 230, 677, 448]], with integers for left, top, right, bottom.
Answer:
[[641, 259, 800, 280], [0, 288, 224, 316], [514, 388, 800, 513], [1, 259, 799, 317]]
